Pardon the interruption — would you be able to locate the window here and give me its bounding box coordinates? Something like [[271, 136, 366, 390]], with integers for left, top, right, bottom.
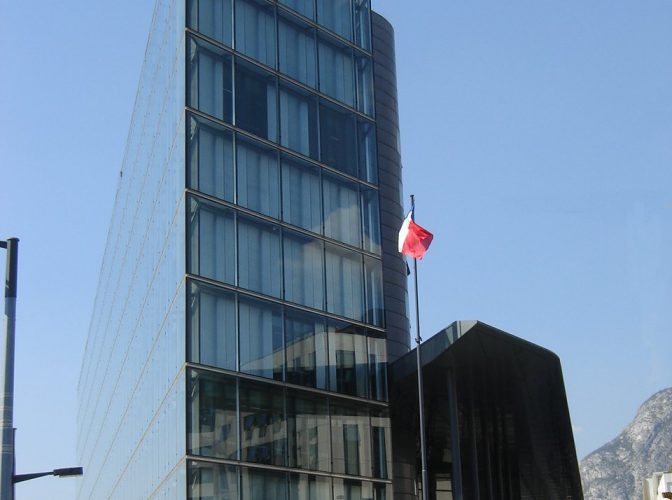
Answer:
[[287, 392, 330, 471], [361, 187, 381, 253], [239, 296, 283, 381], [323, 173, 360, 247], [284, 309, 327, 389], [188, 461, 239, 499], [188, 0, 233, 46], [353, 0, 371, 50], [368, 336, 387, 401], [371, 410, 391, 479], [236, 136, 280, 218], [318, 36, 354, 107], [343, 424, 360, 475], [279, 0, 314, 20], [357, 119, 377, 183], [319, 102, 357, 176], [188, 370, 238, 460], [239, 382, 287, 466], [355, 53, 374, 116], [188, 37, 233, 122], [328, 321, 367, 397], [283, 231, 324, 310], [364, 256, 384, 327], [278, 13, 316, 87], [325, 243, 364, 321], [242, 468, 288, 499], [188, 196, 235, 285], [235, 0, 276, 68], [333, 479, 375, 500], [290, 473, 332, 500], [188, 115, 234, 202], [238, 215, 282, 297], [280, 83, 318, 158], [235, 60, 277, 142], [331, 401, 371, 476], [373, 483, 392, 500], [188, 280, 236, 371], [317, 0, 352, 40], [281, 156, 322, 233]]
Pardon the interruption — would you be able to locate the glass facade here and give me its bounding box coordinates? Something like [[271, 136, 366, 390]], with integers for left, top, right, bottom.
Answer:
[[76, 0, 187, 498], [185, 0, 389, 497], [187, 368, 391, 498], [79, 1, 394, 499]]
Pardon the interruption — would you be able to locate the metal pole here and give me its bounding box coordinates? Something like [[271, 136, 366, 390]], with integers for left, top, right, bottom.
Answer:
[[0, 238, 18, 500], [410, 195, 429, 500]]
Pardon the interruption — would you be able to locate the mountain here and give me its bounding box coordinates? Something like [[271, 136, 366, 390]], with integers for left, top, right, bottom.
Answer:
[[580, 387, 672, 500]]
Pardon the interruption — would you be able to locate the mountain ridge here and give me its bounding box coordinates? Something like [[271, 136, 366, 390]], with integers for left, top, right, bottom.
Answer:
[[580, 387, 672, 500]]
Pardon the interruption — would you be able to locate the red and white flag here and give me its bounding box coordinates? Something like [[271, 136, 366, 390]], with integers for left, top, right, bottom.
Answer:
[[398, 208, 433, 260]]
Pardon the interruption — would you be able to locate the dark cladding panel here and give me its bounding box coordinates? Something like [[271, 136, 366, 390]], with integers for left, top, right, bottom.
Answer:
[[389, 321, 584, 500], [371, 12, 410, 362]]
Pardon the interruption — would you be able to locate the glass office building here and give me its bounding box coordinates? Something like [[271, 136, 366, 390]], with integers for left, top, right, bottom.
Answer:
[[76, 1, 409, 498], [76, 2, 585, 499]]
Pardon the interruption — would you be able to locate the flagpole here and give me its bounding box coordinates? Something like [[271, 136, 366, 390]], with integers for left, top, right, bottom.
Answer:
[[410, 195, 430, 500]]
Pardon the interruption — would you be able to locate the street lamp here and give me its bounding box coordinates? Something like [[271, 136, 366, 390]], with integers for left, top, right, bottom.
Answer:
[[1, 239, 83, 499], [1, 238, 18, 500], [13, 467, 83, 484]]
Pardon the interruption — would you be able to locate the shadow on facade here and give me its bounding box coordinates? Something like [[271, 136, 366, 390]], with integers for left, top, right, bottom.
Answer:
[[389, 321, 583, 500]]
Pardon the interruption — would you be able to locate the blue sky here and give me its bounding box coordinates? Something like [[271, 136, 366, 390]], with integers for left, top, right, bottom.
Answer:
[[1, 1, 671, 498]]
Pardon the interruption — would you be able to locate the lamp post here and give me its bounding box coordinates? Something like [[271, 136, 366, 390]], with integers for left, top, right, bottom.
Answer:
[[0, 239, 83, 499], [13, 467, 83, 484], [0, 238, 18, 500]]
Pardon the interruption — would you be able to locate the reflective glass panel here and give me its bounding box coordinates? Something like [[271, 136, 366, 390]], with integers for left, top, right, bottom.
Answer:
[[318, 37, 354, 106], [363, 256, 384, 327], [188, 280, 237, 371], [367, 336, 387, 402], [287, 391, 331, 471], [278, 13, 317, 87], [317, 0, 352, 40], [328, 321, 368, 397], [235, 0, 277, 68], [239, 296, 284, 380], [331, 401, 371, 476], [373, 483, 392, 500], [371, 409, 391, 479], [188, 115, 234, 202], [279, 0, 314, 20], [353, 0, 371, 50], [238, 215, 282, 297], [355, 54, 374, 116], [283, 231, 324, 310], [284, 309, 327, 389], [323, 173, 360, 247], [236, 136, 280, 218], [290, 473, 331, 500], [188, 461, 239, 499], [280, 83, 319, 158], [239, 381, 287, 466], [357, 119, 377, 183], [319, 102, 357, 176], [235, 60, 278, 141], [360, 187, 380, 254], [188, 370, 238, 460], [188, 37, 233, 122], [325, 243, 364, 321], [188, 196, 235, 285], [281, 156, 322, 233], [188, 0, 233, 46], [242, 467, 288, 499], [333, 479, 375, 500]]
